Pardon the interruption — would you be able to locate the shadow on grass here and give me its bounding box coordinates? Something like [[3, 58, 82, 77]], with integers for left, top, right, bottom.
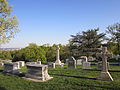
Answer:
[[110, 64, 119, 65], [51, 74, 116, 89], [51, 74, 96, 80], [83, 69, 101, 71], [0, 87, 6, 90], [0, 70, 3, 72], [109, 70, 120, 72], [87, 68, 120, 72]]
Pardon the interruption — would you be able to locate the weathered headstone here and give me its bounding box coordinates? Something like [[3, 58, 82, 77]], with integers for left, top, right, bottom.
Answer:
[[18, 61, 25, 67], [47, 62, 55, 68], [88, 56, 93, 61], [97, 61, 102, 70], [65, 59, 69, 64], [0, 62, 4, 66], [82, 62, 91, 69], [3, 63, 19, 74], [68, 57, 76, 69], [25, 64, 53, 81], [80, 56, 88, 63], [14, 62, 20, 69], [81, 56, 91, 69], [76, 59, 82, 65], [97, 61, 110, 70], [96, 47, 113, 81]]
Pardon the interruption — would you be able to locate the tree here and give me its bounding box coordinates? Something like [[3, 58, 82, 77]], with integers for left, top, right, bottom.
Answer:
[[13, 43, 47, 63], [0, 0, 19, 44], [69, 28, 105, 58], [106, 23, 120, 55], [0, 50, 12, 59]]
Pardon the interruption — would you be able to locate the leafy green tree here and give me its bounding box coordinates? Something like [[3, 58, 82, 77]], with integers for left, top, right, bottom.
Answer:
[[0, 50, 12, 59], [106, 23, 120, 55], [45, 44, 56, 62], [0, 0, 19, 44], [13, 43, 47, 63], [69, 28, 105, 58], [59, 44, 71, 62]]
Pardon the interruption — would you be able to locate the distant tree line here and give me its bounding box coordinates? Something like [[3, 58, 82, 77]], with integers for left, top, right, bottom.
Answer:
[[0, 23, 120, 62]]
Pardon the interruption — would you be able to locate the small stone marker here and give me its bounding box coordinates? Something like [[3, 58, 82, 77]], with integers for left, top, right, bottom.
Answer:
[[97, 61, 102, 70], [47, 62, 55, 68], [81, 56, 91, 69], [82, 62, 91, 69], [25, 64, 53, 82], [97, 61, 110, 70], [3, 63, 19, 74], [65, 59, 69, 64], [14, 62, 20, 69], [0, 62, 4, 66], [88, 56, 93, 61], [68, 56, 76, 69], [96, 47, 113, 81], [76, 59, 82, 65], [80, 56, 88, 63], [18, 61, 25, 67], [36, 61, 41, 65]]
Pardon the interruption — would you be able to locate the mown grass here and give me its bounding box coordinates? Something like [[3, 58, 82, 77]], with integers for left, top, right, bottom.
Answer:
[[0, 63, 120, 90]]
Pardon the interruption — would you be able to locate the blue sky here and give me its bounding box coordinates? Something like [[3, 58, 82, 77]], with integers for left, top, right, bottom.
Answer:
[[1, 0, 120, 48]]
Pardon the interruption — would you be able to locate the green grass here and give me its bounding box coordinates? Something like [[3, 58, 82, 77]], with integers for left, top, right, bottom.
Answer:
[[0, 63, 120, 90]]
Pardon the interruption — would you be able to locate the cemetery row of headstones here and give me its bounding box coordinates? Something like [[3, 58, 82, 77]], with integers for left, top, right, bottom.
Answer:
[[0, 46, 114, 81]]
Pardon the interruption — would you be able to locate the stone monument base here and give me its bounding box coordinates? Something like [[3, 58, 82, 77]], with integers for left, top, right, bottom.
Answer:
[[23, 76, 53, 82], [55, 63, 64, 68], [97, 71, 113, 81]]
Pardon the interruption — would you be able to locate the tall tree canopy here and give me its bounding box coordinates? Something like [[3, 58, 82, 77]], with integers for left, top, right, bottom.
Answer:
[[106, 23, 120, 55], [69, 28, 105, 58], [0, 0, 19, 44]]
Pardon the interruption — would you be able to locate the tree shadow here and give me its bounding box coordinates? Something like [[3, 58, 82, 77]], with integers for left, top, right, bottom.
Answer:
[[0, 70, 3, 72], [109, 70, 120, 72], [83, 69, 101, 71], [0, 87, 6, 90], [1, 71, 25, 78], [51, 74, 96, 80], [110, 64, 119, 65]]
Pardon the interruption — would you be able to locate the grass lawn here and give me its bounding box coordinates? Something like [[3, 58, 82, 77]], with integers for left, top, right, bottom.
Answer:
[[0, 63, 120, 90]]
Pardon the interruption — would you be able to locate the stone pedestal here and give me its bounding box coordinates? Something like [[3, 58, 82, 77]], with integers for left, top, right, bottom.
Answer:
[[97, 72, 113, 81], [82, 62, 91, 69], [25, 64, 53, 81]]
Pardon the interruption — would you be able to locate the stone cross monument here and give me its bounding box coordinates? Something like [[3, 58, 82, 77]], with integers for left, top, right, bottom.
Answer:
[[55, 45, 62, 65], [96, 47, 113, 81]]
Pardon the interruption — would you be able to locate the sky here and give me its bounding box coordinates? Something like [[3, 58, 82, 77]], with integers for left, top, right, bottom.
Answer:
[[1, 0, 120, 48]]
